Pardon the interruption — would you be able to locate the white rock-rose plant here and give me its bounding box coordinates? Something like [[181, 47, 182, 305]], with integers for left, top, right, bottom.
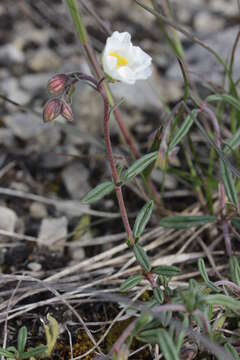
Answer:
[[43, 30, 156, 288], [40, 0, 240, 357]]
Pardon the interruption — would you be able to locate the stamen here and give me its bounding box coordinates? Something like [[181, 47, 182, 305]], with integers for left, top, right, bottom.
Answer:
[[109, 52, 128, 69]]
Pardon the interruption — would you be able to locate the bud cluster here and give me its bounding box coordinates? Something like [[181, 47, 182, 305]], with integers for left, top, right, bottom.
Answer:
[[43, 73, 74, 123]]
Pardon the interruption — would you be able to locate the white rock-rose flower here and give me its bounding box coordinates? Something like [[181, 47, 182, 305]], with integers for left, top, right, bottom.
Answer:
[[102, 31, 152, 84]]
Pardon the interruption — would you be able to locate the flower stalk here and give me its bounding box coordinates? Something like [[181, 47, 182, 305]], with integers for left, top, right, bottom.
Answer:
[[99, 83, 135, 246]]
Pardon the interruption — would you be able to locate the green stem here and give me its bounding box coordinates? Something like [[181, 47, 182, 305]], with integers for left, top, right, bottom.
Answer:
[[66, 0, 88, 45]]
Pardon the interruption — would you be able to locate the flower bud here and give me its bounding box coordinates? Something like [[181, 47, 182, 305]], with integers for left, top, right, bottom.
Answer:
[[61, 101, 73, 122], [43, 98, 62, 123], [47, 74, 68, 96]]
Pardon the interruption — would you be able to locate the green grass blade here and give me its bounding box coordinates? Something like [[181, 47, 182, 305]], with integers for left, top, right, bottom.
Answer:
[[169, 110, 197, 151]]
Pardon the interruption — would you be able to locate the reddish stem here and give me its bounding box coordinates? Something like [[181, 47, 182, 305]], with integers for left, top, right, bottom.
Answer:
[[83, 43, 138, 158], [100, 86, 135, 246], [82, 43, 161, 206]]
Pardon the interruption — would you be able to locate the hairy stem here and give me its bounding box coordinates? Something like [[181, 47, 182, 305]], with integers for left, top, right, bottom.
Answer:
[[100, 86, 135, 246]]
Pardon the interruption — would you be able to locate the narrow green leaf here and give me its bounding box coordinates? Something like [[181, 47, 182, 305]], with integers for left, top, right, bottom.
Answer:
[[205, 294, 240, 311], [133, 201, 154, 240], [5, 347, 17, 353], [120, 275, 143, 293], [21, 345, 47, 359], [159, 215, 216, 229], [194, 117, 240, 181], [0, 348, 15, 358], [137, 329, 160, 345], [231, 217, 240, 230], [198, 258, 220, 293], [224, 127, 240, 154], [18, 326, 28, 355], [153, 265, 180, 277], [224, 343, 240, 360], [134, 313, 153, 336], [123, 151, 158, 182], [176, 315, 189, 353], [169, 110, 197, 151], [220, 159, 238, 207], [143, 127, 163, 179], [133, 243, 151, 272], [81, 181, 114, 204], [229, 256, 240, 286], [207, 94, 240, 112], [157, 329, 179, 360], [153, 287, 164, 304]]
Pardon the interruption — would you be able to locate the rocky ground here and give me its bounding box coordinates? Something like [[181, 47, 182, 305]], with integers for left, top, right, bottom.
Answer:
[[0, 0, 239, 359]]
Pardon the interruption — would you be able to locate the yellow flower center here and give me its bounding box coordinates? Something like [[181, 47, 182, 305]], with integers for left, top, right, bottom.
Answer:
[[109, 52, 128, 69]]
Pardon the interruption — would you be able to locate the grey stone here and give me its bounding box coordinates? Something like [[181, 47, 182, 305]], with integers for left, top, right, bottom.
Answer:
[[1, 78, 31, 105], [70, 247, 85, 261], [3, 113, 44, 140], [194, 12, 224, 34], [20, 73, 51, 93], [3, 113, 60, 144], [14, 22, 53, 48], [0, 206, 17, 232], [0, 44, 24, 65], [27, 262, 42, 271], [28, 48, 61, 72], [210, 0, 236, 16], [30, 202, 48, 219], [40, 145, 79, 169], [62, 162, 90, 199], [0, 129, 15, 147], [38, 217, 68, 246], [167, 27, 240, 85]]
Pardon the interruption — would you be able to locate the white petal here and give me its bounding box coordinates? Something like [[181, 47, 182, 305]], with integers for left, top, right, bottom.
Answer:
[[118, 66, 136, 84], [110, 31, 132, 46], [102, 50, 118, 79], [105, 31, 132, 53], [131, 46, 152, 69], [135, 65, 152, 80]]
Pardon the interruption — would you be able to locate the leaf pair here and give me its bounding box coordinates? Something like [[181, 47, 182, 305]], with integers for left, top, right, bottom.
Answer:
[[82, 152, 158, 204]]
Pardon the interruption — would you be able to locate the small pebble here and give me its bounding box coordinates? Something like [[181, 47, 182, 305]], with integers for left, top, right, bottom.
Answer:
[[30, 202, 48, 219], [27, 262, 42, 272]]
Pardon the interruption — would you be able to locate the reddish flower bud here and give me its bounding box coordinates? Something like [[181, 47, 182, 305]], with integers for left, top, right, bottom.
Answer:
[[61, 101, 73, 122], [43, 98, 62, 123], [47, 74, 68, 96]]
